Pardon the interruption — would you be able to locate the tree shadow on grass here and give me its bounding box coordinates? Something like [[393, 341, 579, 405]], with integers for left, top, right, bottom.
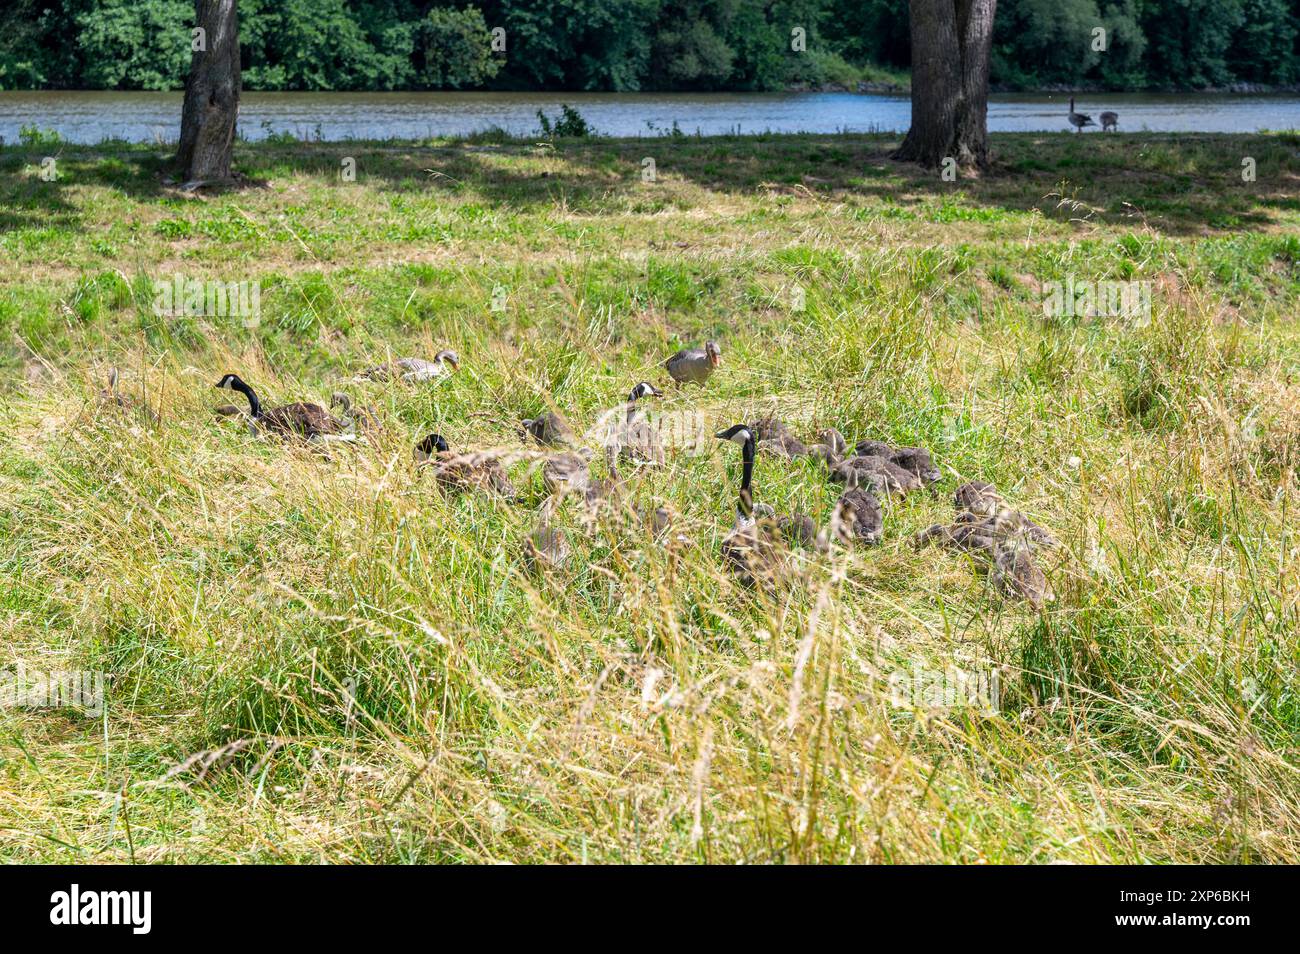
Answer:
[[3, 131, 1298, 239], [233, 131, 1299, 238], [0, 153, 84, 234], [0, 147, 269, 234]]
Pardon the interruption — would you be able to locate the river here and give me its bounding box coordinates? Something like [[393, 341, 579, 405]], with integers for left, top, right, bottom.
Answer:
[[2, 90, 1298, 144]]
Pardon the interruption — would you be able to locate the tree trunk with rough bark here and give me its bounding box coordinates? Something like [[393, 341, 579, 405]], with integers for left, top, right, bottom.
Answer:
[[894, 0, 997, 171], [175, 0, 241, 183]]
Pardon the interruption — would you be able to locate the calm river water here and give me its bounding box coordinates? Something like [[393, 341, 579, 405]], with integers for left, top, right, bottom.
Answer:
[[2, 90, 1298, 144]]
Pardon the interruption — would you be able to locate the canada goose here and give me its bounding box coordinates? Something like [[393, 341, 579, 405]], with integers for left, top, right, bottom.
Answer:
[[359, 350, 460, 383], [1100, 111, 1118, 132], [589, 442, 619, 496], [666, 340, 721, 387], [214, 373, 346, 439], [621, 381, 665, 465], [522, 409, 579, 448], [853, 439, 942, 485], [414, 433, 517, 499], [830, 454, 921, 497], [580, 444, 673, 537], [752, 416, 808, 459], [715, 424, 793, 586], [330, 392, 382, 434], [891, 446, 942, 485], [643, 503, 675, 538], [1068, 97, 1095, 132]]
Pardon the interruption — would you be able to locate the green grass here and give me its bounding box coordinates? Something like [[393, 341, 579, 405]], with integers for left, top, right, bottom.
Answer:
[[1, 131, 1299, 863]]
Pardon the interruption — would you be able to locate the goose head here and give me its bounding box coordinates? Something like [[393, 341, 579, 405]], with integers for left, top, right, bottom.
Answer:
[[629, 381, 663, 402], [705, 340, 722, 368], [715, 424, 752, 445], [434, 349, 461, 372], [414, 432, 450, 463], [215, 373, 260, 418], [716, 424, 756, 521]]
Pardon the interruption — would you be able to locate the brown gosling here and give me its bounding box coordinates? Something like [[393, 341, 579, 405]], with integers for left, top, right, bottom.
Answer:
[[522, 409, 579, 448], [414, 433, 517, 500]]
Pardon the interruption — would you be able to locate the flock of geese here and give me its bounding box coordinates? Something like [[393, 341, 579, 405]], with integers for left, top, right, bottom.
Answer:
[[101, 338, 1055, 606], [1068, 97, 1119, 133]]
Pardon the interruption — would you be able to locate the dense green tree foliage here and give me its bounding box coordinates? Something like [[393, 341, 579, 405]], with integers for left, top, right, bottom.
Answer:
[[3, 0, 1298, 91], [420, 7, 500, 87]]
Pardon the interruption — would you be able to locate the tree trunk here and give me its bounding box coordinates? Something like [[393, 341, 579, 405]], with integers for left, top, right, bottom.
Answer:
[[175, 0, 241, 183], [894, 0, 997, 171]]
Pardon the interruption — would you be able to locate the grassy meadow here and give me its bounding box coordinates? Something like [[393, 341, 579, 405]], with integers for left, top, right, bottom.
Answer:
[[1, 130, 1299, 863]]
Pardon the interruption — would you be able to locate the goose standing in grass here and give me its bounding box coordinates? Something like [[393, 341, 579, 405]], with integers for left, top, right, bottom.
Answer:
[[1068, 97, 1095, 132], [890, 446, 942, 486], [522, 409, 579, 448], [776, 510, 819, 548], [620, 381, 665, 465], [953, 480, 1003, 515], [666, 340, 721, 388], [583, 445, 626, 508], [1100, 111, 1119, 132], [914, 508, 998, 552], [951, 481, 1057, 547], [358, 350, 460, 383], [991, 530, 1052, 608], [715, 425, 783, 586], [215, 373, 347, 440], [414, 433, 517, 499], [583, 442, 676, 537]]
